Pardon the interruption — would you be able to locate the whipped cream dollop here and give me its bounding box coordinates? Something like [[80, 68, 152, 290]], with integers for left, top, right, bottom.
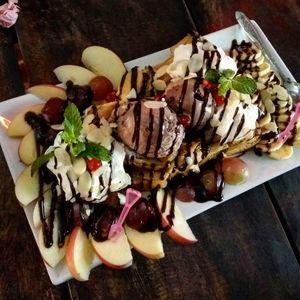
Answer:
[[47, 110, 131, 203], [167, 39, 237, 80], [210, 90, 259, 144]]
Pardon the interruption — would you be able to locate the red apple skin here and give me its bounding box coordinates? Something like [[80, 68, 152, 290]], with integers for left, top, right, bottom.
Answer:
[[162, 218, 197, 245], [65, 226, 94, 281], [66, 226, 81, 279], [157, 189, 197, 245], [91, 231, 133, 269]]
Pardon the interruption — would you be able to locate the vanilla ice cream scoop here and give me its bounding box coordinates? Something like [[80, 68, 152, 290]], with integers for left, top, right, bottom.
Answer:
[[117, 100, 185, 158]]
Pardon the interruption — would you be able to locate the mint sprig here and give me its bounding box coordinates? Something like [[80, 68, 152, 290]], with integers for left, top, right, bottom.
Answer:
[[232, 76, 257, 94], [61, 102, 82, 144], [205, 69, 257, 96], [81, 142, 111, 161], [31, 151, 54, 176], [32, 103, 112, 175]]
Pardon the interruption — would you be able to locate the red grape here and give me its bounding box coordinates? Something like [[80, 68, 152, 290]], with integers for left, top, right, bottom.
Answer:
[[175, 184, 195, 202], [89, 76, 113, 103], [41, 97, 66, 124], [222, 157, 249, 185]]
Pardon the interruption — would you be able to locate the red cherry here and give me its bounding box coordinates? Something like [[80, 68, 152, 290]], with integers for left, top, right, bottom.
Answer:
[[202, 79, 218, 90], [178, 114, 191, 128], [87, 158, 102, 172], [154, 92, 164, 101], [214, 94, 225, 106]]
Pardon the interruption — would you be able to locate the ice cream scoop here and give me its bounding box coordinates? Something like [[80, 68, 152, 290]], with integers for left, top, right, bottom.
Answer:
[[164, 78, 215, 130], [117, 100, 185, 158]]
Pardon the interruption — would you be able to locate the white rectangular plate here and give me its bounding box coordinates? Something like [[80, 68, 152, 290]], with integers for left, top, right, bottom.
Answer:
[[0, 22, 298, 285]]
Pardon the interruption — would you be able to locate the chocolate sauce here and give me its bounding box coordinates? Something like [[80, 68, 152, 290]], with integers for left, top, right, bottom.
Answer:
[[154, 108, 165, 157], [144, 108, 154, 156], [132, 101, 142, 151]]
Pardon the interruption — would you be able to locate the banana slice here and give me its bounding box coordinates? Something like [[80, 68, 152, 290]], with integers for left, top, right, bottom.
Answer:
[[259, 62, 271, 77], [269, 144, 294, 160]]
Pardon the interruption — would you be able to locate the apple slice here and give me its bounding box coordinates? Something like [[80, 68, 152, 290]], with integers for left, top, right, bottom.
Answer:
[[38, 211, 67, 268], [156, 189, 197, 245], [7, 104, 44, 137], [33, 189, 52, 228], [125, 225, 164, 259], [53, 65, 96, 85], [66, 226, 95, 281], [81, 46, 126, 89], [27, 84, 67, 101], [91, 230, 132, 269], [15, 165, 39, 206], [18, 130, 38, 165]]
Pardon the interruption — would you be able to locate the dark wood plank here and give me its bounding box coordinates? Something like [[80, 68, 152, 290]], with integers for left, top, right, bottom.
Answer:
[[267, 169, 300, 253], [68, 187, 300, 299], [0, 28, 23, 99], [0, 28, 70, 300], [15, 0, 195, 86], [185, 0, 300, 81]]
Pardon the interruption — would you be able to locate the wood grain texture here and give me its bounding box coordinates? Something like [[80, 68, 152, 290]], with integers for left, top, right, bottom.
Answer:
[[15, 0, 195, 86], [185, 0, 300, 81], [0, 28, 23, 100], [68, 186, 300, 299], [267, 168, 300, 253]]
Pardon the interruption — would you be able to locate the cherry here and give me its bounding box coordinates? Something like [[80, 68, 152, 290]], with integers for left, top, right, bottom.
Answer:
[[154, 92, 164, 101], [211, 89, 225, 106], [89, 76, 114, 103], [86, 158, 102, 172], [178, 114, 191, 128], [202, 79, 218, 90], [41, 97, 66, 124]]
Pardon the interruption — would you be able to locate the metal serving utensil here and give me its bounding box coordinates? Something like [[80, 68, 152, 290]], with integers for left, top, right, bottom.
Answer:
[[235, 11, 300, 142]]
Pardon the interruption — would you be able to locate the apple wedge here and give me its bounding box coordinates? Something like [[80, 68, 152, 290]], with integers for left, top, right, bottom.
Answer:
[[15, 165, 39, 206], [7, 103, 44, 137], [38, 211, 67, 268], [125, 225, 164, 259], [27, 84, 67, 101], [66, 226, 95, 281], [18, 130, 38, 165], [81, 46, 126, 89], [53, 65, 96, 85], [156, 189, 197, 245], [91, 230, 132, 269], [33, 189, 52, 228]]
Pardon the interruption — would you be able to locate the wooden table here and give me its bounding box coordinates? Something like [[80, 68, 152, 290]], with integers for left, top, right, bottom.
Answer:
[[0, 0, 300, 299]]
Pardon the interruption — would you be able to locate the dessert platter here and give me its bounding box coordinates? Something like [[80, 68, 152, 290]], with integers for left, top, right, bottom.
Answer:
[[0, 22, 300, 285]]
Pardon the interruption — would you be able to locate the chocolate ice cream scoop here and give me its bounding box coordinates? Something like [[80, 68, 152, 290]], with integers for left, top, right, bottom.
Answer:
[[117, 100, 184, 158], [165, 78, 215, 130]]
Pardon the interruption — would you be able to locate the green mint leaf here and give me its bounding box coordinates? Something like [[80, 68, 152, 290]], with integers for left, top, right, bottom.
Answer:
[[205, 69, 219, 83], [61, 102, 82, 144], [81, 142, 111, 161], [31, 151, 54, 176], [221, 69, 235, 79], [218, 79, 232, 96], [71, 141, 86, 157], [232, 76, 257, 95]]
